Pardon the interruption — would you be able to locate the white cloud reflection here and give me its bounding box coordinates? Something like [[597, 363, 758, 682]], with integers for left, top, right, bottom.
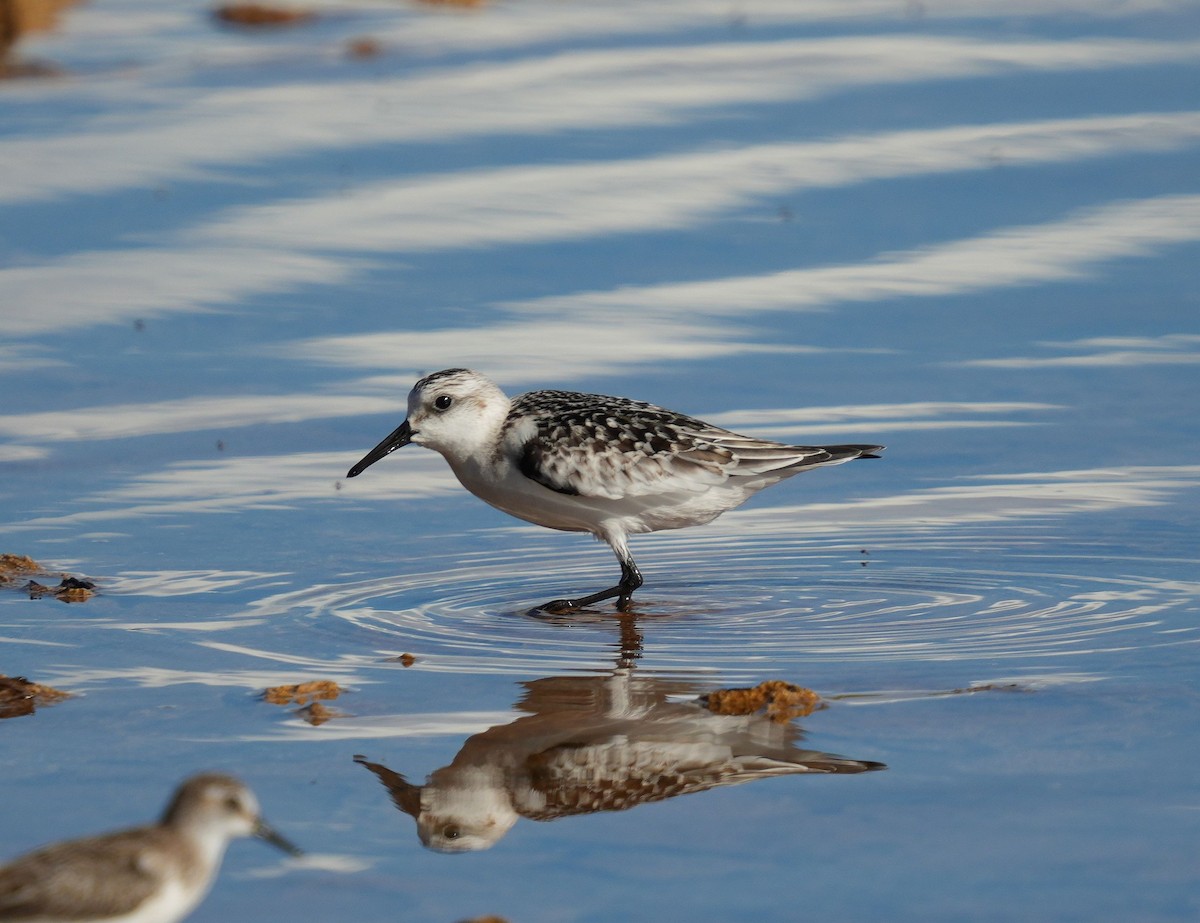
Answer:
[[1, 451, 458, 531], [285, 319, 814, 384], [233, 711, 517, 743], [354, 1, 1200, 54], [37, 664, 368, 691], [198, 113, 1200, 253], [4, 36, 1197, 205], [44, 0, 1199, 74], [1, 189, 1194, 466], [104, 570, 291, 597], [6, 114, 1199, 341], [958, 333, 1200, 368], [692, 465, 1200, 539], [703, 401, 1061, 438], [0, 248, 359, 337], [0, 344, 64, 373], [286, 193, 1200, 381], [0, 445, 47, 463], [0, 393, 404, 443], [504, 194, 1200, 321]]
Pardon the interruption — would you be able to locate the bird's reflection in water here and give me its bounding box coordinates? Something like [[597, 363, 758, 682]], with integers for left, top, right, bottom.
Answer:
[[356, 617, 884, 852]]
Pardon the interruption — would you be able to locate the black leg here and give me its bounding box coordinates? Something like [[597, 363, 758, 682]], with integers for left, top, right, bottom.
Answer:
[[538, 557, 643, 614]]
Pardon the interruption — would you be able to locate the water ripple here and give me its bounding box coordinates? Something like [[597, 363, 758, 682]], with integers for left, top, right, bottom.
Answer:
[[246, 532, 1200, 675]]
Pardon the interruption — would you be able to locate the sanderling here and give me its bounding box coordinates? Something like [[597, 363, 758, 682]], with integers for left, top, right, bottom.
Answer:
[[347, 368, 882, 613], [0, 774, 300, 923]]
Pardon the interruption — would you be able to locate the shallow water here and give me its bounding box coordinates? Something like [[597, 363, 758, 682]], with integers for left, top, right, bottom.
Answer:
[[2, 1, 1200, 921]]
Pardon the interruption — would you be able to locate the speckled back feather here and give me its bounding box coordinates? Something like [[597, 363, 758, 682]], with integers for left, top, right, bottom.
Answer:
[[504, 389, 878, 501]]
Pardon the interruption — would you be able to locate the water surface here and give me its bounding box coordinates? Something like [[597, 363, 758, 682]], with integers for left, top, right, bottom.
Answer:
[[2, 2, 1199, 921]]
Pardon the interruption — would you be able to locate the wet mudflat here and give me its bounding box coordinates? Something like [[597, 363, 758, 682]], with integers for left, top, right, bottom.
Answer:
[[1, 2, 1199, 921]]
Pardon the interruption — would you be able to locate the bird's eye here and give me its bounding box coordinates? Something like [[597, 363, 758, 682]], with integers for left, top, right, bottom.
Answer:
[[434, 395, 453, 411], [442, 824, 461, 840], [224, 796, 242, 812]]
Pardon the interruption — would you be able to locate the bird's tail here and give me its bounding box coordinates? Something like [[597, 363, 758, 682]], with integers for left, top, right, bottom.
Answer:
[[821, 444, 885, 461]]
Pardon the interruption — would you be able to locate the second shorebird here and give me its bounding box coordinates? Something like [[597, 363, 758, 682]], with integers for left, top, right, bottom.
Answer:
[[0, 774, 299, 923], [347, 369, 882, 613]]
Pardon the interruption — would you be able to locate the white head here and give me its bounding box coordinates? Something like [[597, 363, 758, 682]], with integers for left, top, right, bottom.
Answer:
[[162, 774, 300, 858], [414, 767, 519, 853], [347, 369, 511, 475], [356, 758, 518, 853]]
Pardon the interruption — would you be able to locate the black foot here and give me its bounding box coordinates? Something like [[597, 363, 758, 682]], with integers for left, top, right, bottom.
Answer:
[[536, 598, 581, 615], [529, 559, 643, 617]]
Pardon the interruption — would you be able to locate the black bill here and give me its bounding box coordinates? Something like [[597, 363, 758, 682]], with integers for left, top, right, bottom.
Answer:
[[347, 420, 413, 478]]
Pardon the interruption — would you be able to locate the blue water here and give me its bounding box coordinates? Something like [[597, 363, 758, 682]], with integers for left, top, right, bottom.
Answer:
[[2, 2, 1199, 921]]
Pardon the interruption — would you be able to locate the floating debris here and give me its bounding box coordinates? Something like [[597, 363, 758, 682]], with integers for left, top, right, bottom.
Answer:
[[0, 553, 41, 581], [262, 679, 342, 705], [263, 680, 347, 725], [26, 576, 97, 602], [3, 555, 96, 601], [0, 674, 71, 719], [212, 4, 315, 26], [701, 680, 823, 723]]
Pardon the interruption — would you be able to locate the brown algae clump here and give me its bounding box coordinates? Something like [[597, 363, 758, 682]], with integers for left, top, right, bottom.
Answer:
[[262, 680, 343, 705], [0, 554, 42, 582], [702, 680, 823, 723]]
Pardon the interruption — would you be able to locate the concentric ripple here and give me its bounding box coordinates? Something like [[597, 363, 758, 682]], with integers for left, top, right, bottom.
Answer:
[[245, 527, 1200, 676]]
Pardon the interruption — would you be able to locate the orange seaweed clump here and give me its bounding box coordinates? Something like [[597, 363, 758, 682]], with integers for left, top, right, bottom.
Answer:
[[262, 679, 342, 705], [212, 4, 315, 26], [0, 674, 71, 719], [702, 680, 822, 723], [0, 554, 41, 582]]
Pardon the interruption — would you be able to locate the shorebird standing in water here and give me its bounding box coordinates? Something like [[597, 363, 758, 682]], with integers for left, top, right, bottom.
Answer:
[[347, 369, 882, 613], [0, 774, 300, 923]]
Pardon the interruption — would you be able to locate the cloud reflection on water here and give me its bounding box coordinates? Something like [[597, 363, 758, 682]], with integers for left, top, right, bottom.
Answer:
[[501, 194, 1200, 321], [0, 393, 404, 443], [285, 193, 1200, 382], [4, 35, 1196, 205], [198, 115, 1200, 254], [1, 451, 457, 531], [957, 333, 1200, 368], [5, 115, 1200, 343], [693, 464, 1200, 538], [44, 0, 1197, 75]]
